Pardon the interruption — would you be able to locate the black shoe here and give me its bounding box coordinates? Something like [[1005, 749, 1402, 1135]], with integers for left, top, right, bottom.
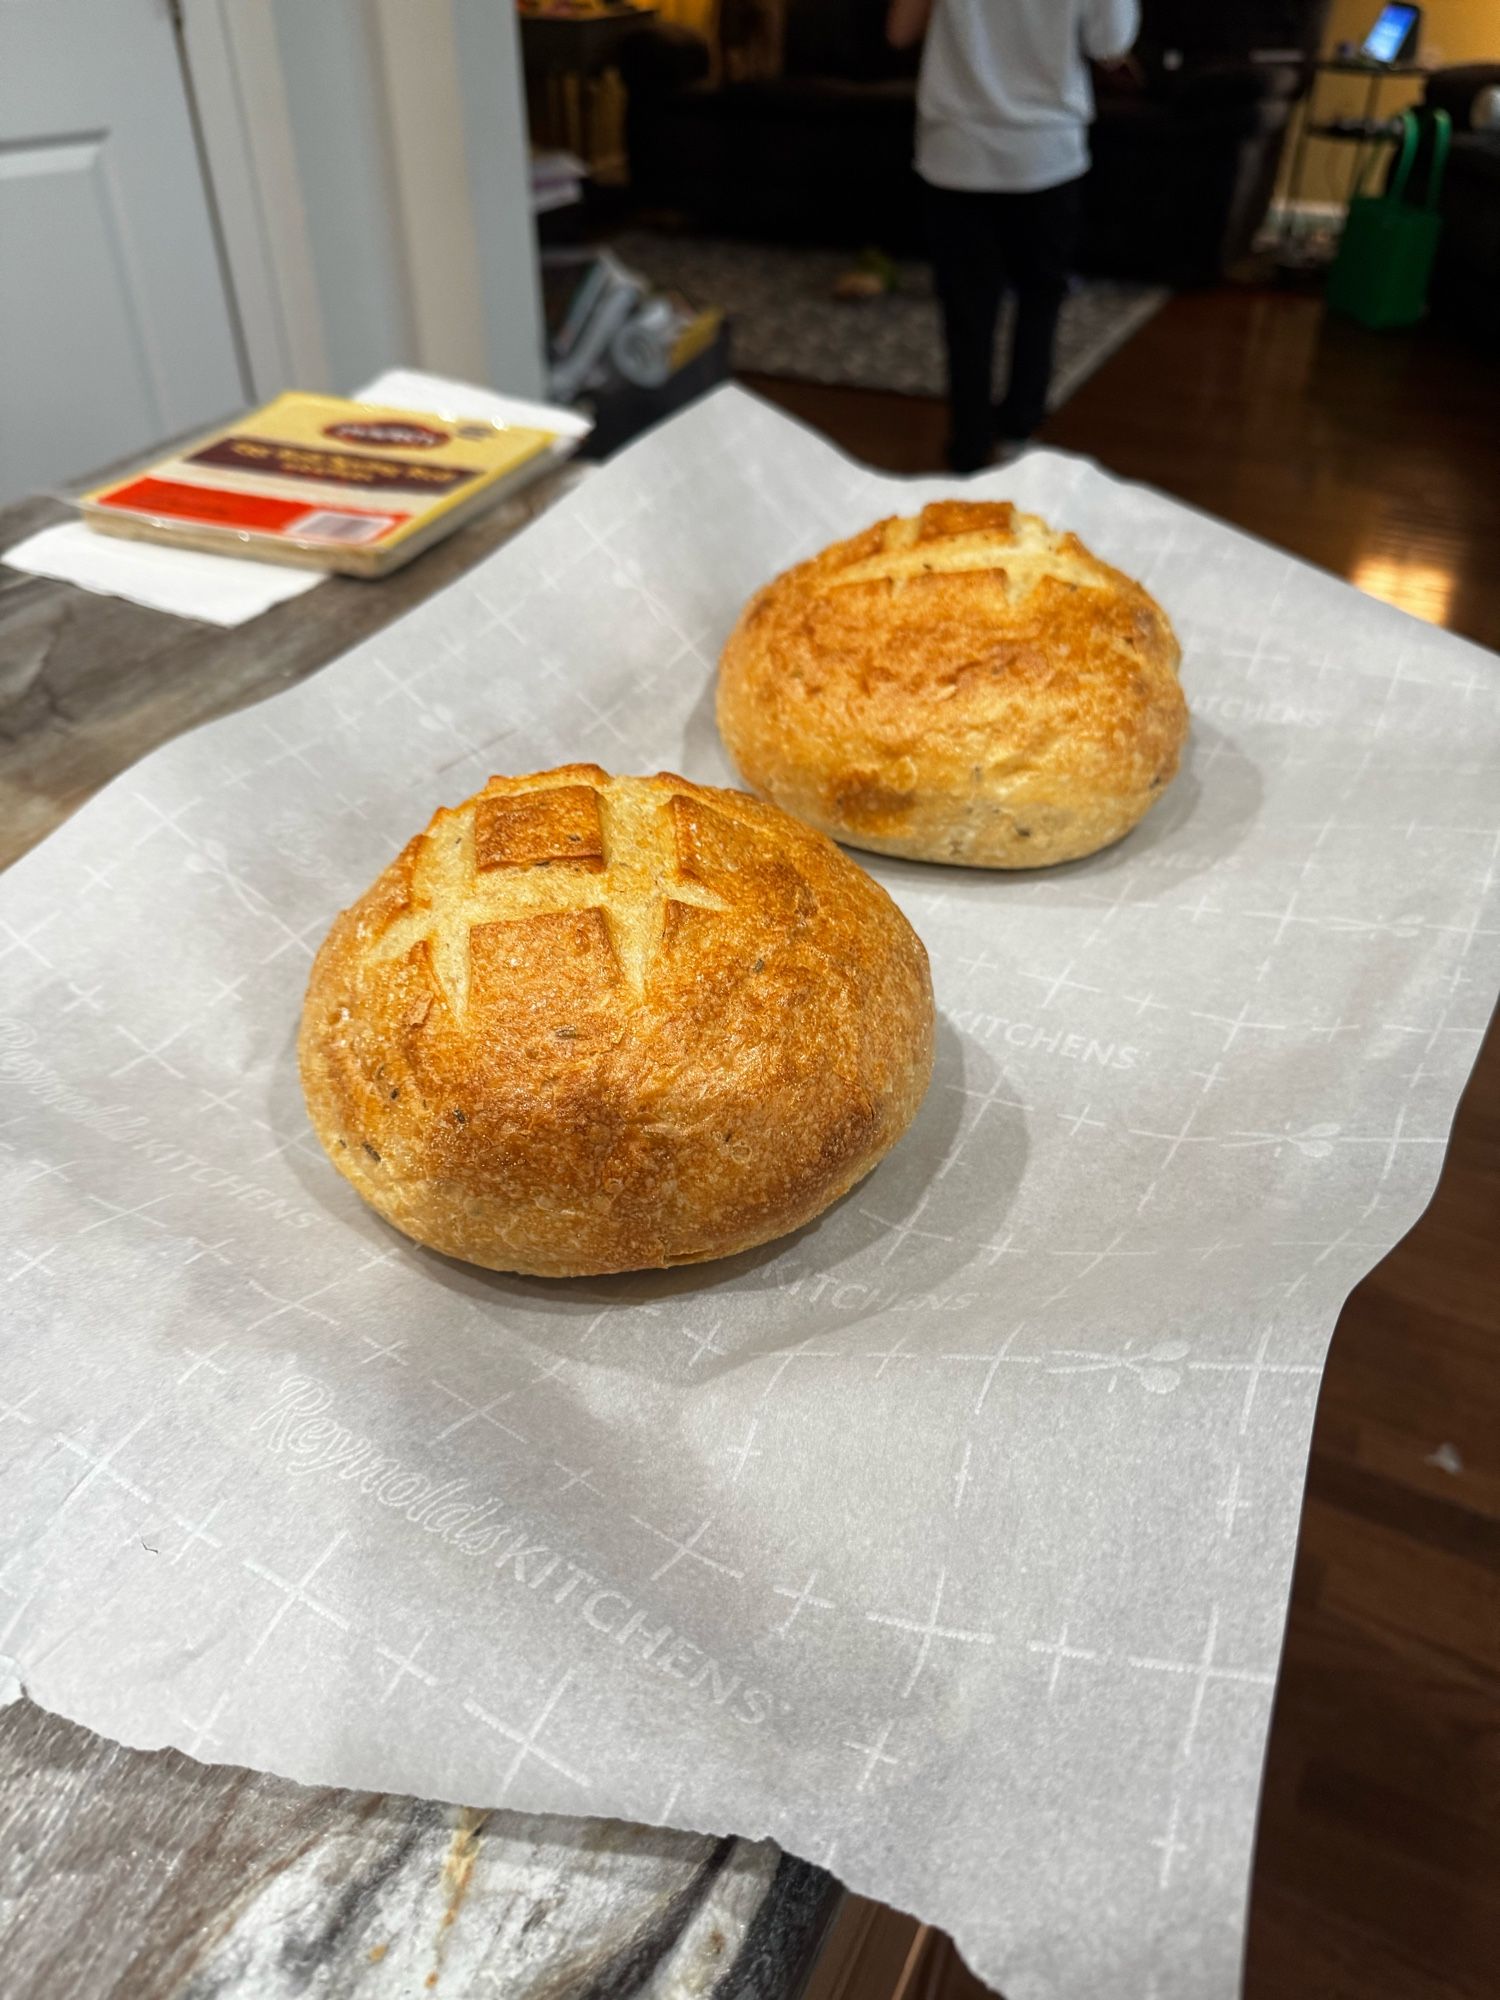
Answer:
[[944, 438, 992, 475], [992, 398, 1037, 445]]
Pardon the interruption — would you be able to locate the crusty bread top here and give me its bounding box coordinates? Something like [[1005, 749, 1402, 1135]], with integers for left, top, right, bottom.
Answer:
[[717, 499, 1185, 853], [334, 763, 927, 1045], [300, 766, 934, 1273], [367, 770, 738, 1021], [793, 496, 1167, 620]]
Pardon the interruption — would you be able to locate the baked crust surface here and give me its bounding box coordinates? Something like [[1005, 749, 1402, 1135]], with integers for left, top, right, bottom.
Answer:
[[299, 766, 934, 1276], [717, 499, 1189, 867]]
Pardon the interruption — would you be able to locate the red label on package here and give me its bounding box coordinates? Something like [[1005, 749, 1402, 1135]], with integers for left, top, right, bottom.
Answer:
[[95, 477, 406, 541], [96, 477, 311, 533]]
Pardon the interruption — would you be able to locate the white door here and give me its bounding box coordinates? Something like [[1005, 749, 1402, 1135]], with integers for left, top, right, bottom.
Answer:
[[0, 0, 248, 505]]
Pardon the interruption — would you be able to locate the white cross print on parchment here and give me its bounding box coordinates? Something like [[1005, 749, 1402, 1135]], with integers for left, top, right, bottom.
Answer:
[[376, 1624, 438, 1703], [1188, 1326, 1321, 1434], [772, 1572, 836, 1635], [1128, 1104, 1218, 1212], [843, 1719, 902, 1792], [0, 1551, 35, 1637], [630, 1512, 745, 1585], [866, 1569, 998, 1699], [1383, 996, 1487, 1089], [176, 1341, 228, 1387], [243, 1276, 341, 1335], [1024, 962, 1104, 1010], [462, 1670, 591, 1800], [1217, 1464, 1252, 1542], [128, 790, 200, 852], [243, 1113, 326, 1169], [180, 1691, 232, 1761], [756, 1333, 843, 1405], [723, 1417, 762, 1485], [0, 912, 58, 972], [1075, 875, 1156, 951], [1127, 1606, 1276, 1763], [6, 1245, 58, 1285], [1044, 1230, 1157, 1302], [940, 1321, 1038, 1416], [959, 1228, 1026, 1271], [951, 1440, 973, 1512], [241, 1533, 351, 1665], [676, 1319, 727, 1369], [170, 1502, 223, 1567], [0, 1388, 39, 1434], [78, 1193, 169, 1240], [550, 1458, 603, 1499], [45, 1413, 224, 1568], [358, 1334, 410, 1369], [857, 1190, 954, 1264], [429, 1383, 527, 1447], [181, 1235, 235, 1270], [1028, 1623, 1103, 1702], [7, 1158, 74, 1193], [52, 1419, 153, 1514], [1151, 1795, 1189, 1891], [78, 857, 116, 898], [862, 1330, 928, 1379], [939, 1078, 1032, 1181], [1057, 1102, 1106, 1139], [1274, 1224, 1387, 1300]]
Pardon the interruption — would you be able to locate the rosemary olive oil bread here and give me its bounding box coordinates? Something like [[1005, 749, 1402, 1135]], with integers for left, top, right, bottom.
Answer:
[[300, 766, 934, 1276]]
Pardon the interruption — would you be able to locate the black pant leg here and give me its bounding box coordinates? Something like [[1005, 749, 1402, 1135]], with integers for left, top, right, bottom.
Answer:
[[995, 175, 1084, 439], [924, 180, 1006, 472]]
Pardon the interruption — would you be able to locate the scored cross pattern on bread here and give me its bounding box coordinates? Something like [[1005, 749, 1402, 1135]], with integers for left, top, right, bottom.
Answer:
[[824, 501, 1096, 600], [717, 499, 1186, 869], [371, 771, 731, 1018], [302, 764, 935, 1275]]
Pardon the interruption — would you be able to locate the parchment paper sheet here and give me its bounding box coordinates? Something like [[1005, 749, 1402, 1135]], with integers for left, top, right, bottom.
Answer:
[[3, 388, 1497, 1998]]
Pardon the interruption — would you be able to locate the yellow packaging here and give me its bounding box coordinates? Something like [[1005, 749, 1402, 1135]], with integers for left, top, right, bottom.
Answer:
[[80, 392, 559, 578]]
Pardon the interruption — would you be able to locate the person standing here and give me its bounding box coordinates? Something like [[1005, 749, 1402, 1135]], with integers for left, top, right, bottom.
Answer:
[[887, 0, 1139, 471]]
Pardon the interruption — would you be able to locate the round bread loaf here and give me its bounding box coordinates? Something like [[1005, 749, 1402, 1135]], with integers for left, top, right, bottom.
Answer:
[[299, 766, 933, 1277], [717, 499, 1189, 868]]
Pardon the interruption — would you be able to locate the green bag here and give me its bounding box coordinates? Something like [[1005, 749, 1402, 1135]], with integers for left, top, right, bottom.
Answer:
[[1327, 109, 1451, 329]]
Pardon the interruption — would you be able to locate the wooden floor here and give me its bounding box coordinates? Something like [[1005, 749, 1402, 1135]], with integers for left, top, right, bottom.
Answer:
[[748, 290, 1500, 2000]]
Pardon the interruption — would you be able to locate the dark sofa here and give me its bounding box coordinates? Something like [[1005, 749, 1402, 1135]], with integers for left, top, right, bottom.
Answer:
[[620, 0, 1332, 283], [1421, 65, 1500, 337]]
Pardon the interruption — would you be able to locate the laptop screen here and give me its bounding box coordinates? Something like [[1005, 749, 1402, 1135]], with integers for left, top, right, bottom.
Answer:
[[1362, 4, 1419, 63]]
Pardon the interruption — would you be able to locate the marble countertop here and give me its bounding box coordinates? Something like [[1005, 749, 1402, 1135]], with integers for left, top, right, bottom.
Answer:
[[0, 1698, 834, 1999], [0, 466, 838, 1998]]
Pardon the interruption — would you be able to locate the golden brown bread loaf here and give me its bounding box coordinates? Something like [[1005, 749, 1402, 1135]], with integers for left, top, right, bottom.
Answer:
[[717, 499, 1189, 868], [299, 766, 934, 1277]]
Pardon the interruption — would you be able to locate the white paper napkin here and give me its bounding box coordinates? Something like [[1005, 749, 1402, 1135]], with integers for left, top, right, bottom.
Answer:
[[1, 370, 591, 628], [1, 520, 325, 628], [357, 368, 593, 447]]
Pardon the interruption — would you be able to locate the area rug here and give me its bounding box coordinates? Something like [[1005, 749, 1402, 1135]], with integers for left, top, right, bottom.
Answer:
[[613, 231, 1168, 405]]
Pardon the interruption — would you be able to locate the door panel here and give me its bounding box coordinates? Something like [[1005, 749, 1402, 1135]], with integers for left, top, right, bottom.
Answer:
[[0, 0, 247, 503]]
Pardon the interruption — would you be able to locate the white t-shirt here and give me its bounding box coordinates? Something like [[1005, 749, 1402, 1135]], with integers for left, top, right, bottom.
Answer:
[[917, 0, 1139, 193]]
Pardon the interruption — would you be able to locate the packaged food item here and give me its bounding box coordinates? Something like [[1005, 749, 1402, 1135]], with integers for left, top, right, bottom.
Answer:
[[80, 392, 561, 578]]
